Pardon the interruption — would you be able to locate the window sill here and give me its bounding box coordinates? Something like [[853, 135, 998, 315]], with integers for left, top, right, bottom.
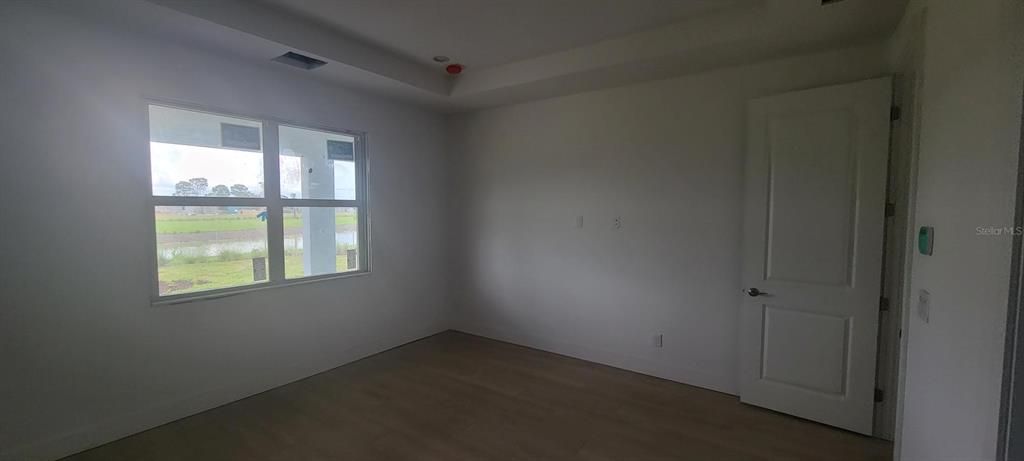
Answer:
[[151, 270, 371, 307]]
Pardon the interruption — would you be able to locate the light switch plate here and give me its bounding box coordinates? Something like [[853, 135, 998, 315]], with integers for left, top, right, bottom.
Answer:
[[917, 289, 931, 323]]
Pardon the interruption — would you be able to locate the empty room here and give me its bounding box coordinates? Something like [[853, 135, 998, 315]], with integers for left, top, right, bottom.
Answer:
[[2, 0, 1024, 460]]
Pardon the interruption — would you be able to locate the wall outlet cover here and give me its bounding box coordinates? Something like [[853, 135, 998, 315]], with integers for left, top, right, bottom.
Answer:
[[917, 289, 931, 323]]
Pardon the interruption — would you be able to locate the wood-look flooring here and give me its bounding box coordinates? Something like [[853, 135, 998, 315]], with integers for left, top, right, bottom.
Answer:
[[63, 331, 891, 461]]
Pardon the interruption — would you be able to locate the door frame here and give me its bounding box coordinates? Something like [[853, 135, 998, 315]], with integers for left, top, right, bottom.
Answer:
[[880, 69, 922, 444], [997, 78, 1024, 461], [874, 61, 928, 441]]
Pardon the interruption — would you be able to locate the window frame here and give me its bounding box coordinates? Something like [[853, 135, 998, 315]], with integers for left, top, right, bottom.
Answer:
[[145, 100, 371, 305]]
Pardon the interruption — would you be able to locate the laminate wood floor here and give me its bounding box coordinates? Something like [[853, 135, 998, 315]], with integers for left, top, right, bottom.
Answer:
[[63, 331, 892, 461]]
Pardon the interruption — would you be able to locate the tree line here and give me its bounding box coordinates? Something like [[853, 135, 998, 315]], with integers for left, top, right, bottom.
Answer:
[[173, 177, 257, 197]]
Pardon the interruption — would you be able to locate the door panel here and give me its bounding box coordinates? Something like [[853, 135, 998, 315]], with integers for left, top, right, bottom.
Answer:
[[762, 305, 849, 395], [740, 77, 891, 435], [766, 110, 855, 286]]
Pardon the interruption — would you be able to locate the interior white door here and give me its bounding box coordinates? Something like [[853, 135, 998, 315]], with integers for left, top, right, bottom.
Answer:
[[739, 77, 892, 435]]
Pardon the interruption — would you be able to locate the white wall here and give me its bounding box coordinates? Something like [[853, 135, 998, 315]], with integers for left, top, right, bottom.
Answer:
[[449, 43, 890, 395], [0, 4, 451, 460], [897, 0, 1024, 460]]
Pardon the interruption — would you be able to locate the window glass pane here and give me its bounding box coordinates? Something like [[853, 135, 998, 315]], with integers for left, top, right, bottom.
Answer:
[[149, 105, 264, 197], [283, 207, 359, 279], [279, 125, 356, 200], [155, 206, 269, 295]]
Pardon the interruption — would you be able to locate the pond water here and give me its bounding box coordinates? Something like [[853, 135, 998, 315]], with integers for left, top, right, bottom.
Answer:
[[159, 230, 357, 259]]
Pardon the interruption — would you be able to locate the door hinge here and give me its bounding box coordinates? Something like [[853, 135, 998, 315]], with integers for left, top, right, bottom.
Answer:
[[880, 297, 890, 312], [875, 388, 885, 402], [890, 105, 902, 121], [885, 203, 895, 217]]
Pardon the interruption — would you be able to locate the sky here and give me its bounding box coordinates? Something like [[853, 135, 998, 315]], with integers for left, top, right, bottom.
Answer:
[[150, 142, 355, 199]]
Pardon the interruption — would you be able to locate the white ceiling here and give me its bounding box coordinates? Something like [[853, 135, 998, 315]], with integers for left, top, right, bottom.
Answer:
[[258, 0, 750, 69], [86, 0, 908, 112]]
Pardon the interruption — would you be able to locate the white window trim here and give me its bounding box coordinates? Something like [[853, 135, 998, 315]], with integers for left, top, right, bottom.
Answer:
[[144, 99, 371, 306]]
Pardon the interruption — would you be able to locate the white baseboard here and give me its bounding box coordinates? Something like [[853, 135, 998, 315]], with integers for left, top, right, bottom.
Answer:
[[1, 323, 447, 461], [454, 323, 737, 396]]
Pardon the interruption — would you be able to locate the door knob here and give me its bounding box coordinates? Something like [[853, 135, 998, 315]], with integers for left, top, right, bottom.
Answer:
[[744, 287, 765, 297]]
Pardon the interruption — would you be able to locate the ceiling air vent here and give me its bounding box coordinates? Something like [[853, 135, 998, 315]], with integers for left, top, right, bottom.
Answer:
[[821, 0, 846, 4], [272, 51, 327, 70]]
